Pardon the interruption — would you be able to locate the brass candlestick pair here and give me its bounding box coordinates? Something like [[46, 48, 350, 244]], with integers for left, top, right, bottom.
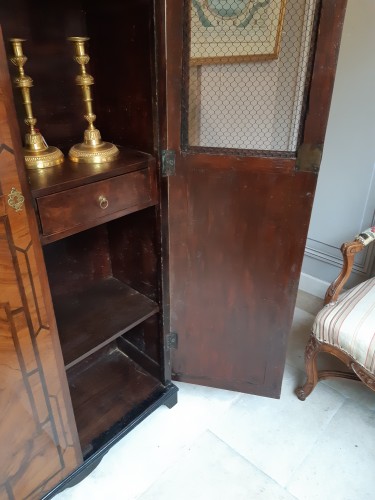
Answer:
[[9, 37, 118, 169]]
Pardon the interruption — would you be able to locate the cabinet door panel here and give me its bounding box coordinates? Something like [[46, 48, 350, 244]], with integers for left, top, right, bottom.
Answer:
[[0, 31, 82, 499], [163, 0, 347, 397]]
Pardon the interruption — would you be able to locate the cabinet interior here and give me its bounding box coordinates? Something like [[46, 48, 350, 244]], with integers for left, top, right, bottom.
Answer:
[[0, 0, 157, 155], [0, 0, 169, 460], [43, 208, 165, 457]]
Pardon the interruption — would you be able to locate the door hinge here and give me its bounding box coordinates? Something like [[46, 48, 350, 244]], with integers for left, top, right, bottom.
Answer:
[[161, 149, 176, 177], [296, 144, 323, 173], [166, 332, 178, 350]]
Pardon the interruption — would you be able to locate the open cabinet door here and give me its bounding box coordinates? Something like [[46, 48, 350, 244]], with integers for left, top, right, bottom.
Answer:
[[162, 0, 347, 397], [0, 29, 82, 499]]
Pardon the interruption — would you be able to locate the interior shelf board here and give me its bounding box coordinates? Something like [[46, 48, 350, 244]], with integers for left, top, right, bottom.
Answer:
[[67, 344, 164, 458], [29, 148, 154, 198], [54, 277, 159, 369]]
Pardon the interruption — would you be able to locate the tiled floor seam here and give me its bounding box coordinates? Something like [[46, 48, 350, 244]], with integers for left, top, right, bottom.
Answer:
[[133, 434, 208, 499], [134, 429, 224, 499], [134, 393, 244, 498], [285, 360, 350, 493], [206, 429, 299, 499], [283, 396, 347, 493]]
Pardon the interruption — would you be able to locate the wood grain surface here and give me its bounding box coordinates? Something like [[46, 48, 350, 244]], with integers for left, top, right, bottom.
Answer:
[[0, 28, 82, 500], [166, 0, 348, 397]]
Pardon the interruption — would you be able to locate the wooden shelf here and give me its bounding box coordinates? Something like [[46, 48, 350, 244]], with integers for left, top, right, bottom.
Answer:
[[67, 343, 164, 457], [28, 148, 154, 198], [54, 277, 159, 369]]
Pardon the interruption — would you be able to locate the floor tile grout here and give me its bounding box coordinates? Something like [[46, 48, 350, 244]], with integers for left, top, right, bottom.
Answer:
[[136, 392, 243, 499], [284, 396, 347, 493], [207, 429, 300, 500]]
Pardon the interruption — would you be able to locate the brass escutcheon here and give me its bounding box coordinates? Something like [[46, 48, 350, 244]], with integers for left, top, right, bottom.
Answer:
[[7, 187, 25, 212]]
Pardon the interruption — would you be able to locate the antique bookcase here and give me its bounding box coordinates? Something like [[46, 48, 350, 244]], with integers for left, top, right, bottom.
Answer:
[[0, 0, 347, 498]]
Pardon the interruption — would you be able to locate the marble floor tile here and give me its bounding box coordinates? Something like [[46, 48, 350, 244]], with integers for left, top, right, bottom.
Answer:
[[296, 291, 324, 316], [321, 377, 375, 411], [209, 364, 345, 487], [287, 399, 375, 500], [139, 431, 296, 500]]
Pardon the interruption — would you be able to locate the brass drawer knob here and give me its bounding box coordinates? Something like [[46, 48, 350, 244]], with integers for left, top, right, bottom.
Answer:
[[98, 195, 109, 210]]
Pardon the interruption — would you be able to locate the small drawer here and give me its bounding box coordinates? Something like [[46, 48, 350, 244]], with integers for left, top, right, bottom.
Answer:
[[37, 168, 156, 239]]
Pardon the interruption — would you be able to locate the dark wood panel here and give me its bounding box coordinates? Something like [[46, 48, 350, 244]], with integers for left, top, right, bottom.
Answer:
[[118, 335, 161, 380], [85, 0, 156, 154], [170, 160, 316, 397], [124, 315, 161, 364], [54, 277, 159, 369], [303, 0, 348, 145], [68, 343, 163, 457], [43, 224, 112, 297], [182, 152, 295, 175], [108, 208, 159, 300]]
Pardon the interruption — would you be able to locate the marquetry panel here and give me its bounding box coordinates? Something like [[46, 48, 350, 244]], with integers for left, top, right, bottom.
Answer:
[[0, 81, 81, 498]]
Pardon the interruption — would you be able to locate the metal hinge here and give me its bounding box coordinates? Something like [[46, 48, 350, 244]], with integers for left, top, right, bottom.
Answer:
[[166, 332, 178, 350], [161, 149, 176, 177], [296, 144, 323, 173]]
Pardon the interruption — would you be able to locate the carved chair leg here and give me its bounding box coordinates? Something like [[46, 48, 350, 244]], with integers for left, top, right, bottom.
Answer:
[[296, 334, 322, 401]]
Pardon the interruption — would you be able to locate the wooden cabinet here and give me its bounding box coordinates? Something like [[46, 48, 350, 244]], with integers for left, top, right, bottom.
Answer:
[[0, 0, 347, 498], [0, 39, 82, 499], [0, 2, 177, 497]]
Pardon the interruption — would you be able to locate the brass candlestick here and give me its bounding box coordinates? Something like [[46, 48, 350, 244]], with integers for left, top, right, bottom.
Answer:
[[68, 37, 119, 164], [9, 38, 64, 170]]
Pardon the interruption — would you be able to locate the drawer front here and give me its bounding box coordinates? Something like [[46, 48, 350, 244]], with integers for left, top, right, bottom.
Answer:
[[37, 168, 155, 237]]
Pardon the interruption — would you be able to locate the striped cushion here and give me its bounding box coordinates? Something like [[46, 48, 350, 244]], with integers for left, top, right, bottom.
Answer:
[[313, 277, 375, 374]]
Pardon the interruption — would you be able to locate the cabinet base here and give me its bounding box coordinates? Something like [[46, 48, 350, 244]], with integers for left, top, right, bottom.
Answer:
[[42, 383, 178, 499]]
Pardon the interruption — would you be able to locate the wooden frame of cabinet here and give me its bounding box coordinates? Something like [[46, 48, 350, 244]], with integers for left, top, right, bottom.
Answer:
[[0, 1, 179, 497], [0, 0, 348, 497]]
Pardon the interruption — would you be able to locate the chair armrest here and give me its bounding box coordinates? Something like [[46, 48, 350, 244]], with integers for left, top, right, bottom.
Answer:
[[323, 228, 375, 305]]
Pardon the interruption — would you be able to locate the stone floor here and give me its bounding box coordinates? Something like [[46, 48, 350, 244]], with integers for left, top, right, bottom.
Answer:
[[57, 291, 375, 499]]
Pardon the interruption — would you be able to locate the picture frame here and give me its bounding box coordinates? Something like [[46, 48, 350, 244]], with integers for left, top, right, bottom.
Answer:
[[190, 0, 287, 65]]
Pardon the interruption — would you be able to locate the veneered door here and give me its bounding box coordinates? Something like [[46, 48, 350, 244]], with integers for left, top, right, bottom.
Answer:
[[162, 0, 347, 397], [0, 31, 82, 499]]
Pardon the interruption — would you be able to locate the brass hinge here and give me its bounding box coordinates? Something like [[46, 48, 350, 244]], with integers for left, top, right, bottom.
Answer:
[[296, 144, 323, 173], [161, 149, 176, 177], [166, 332, 178, 350]]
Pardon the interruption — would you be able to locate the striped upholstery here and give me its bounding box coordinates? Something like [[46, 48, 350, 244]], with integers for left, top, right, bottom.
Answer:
[[313, 277, 375, 374]]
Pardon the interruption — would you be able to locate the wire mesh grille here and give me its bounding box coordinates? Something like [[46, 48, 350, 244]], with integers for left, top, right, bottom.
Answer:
[[183, 0, 319, 154]]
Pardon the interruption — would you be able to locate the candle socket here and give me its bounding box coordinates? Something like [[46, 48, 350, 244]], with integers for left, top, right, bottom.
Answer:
[[9, 38, 64, 169], [67, 37, 119, 164]]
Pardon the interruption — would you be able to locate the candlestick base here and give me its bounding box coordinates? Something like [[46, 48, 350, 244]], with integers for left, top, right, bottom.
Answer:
[[69, 141, 119, 164], [24, 132, 64, 170], [69, 127, 119, 164]]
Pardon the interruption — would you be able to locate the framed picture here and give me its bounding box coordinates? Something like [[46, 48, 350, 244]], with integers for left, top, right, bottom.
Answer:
[[190, 0, 287, 65]]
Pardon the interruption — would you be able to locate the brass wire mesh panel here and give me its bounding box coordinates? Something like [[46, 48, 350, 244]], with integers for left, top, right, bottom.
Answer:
[[183, 0, 319, 154]]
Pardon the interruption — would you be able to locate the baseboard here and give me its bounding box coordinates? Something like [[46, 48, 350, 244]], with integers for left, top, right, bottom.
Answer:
[[298, 272, 330, 299]]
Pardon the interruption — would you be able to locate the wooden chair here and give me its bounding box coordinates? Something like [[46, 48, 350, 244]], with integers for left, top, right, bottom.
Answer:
[[296, 228, 375, 400]]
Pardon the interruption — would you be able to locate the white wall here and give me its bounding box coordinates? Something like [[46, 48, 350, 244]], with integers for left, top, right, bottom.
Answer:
[[300, 0, 375, 298]]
